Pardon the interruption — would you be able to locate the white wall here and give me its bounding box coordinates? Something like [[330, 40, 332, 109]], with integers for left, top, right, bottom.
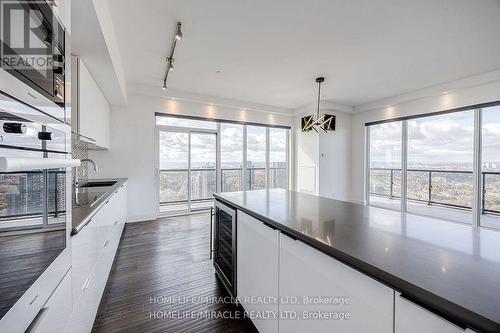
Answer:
[[89, 91, 293, 222], [293, 105, 352, 201], [350, 78, 500, 203], [318, 111, 352, 201]]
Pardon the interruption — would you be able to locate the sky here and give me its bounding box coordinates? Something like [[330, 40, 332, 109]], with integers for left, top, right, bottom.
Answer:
[[158, 118, 287, 170], [370, 106, 500, 169]]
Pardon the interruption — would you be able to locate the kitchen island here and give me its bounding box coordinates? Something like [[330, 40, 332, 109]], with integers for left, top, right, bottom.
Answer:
[[214, 189, 500, 333]]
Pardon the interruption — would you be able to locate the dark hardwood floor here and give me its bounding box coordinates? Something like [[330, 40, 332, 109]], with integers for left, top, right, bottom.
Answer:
[[92, 213, 258, 333]]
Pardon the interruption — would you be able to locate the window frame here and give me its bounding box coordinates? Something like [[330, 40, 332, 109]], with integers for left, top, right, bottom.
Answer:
[[155, 114, 291, 214]]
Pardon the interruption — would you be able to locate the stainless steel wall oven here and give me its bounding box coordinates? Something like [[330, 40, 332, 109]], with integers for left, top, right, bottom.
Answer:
[[0, 91, 76, 320]]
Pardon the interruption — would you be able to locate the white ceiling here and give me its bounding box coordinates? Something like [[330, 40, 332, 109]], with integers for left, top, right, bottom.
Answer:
[[107, 0, 500, 110]]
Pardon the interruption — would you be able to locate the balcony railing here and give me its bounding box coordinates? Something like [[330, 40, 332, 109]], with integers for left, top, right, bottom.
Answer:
[[369, 168, 500, 214], [221, 168, 242, 192], [159, 169, 216, 205]]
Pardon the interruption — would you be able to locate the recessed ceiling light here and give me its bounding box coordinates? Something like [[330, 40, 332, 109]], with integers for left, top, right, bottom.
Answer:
[[443, 91, 449, 95]]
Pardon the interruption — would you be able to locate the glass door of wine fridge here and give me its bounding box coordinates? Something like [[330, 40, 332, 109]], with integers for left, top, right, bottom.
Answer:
[[213, 200, 236, 297]]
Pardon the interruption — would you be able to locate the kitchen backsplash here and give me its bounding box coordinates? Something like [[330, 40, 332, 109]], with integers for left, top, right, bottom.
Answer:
[[72, 137, 89, 183]]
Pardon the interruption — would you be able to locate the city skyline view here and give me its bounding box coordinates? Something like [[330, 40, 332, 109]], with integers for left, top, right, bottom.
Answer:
[[157, 117, 288, 212], [369, 106, 500, 219]]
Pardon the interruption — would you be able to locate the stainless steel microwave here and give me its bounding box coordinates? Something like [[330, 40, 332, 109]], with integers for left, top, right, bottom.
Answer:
[[0, 0, 67, 123]]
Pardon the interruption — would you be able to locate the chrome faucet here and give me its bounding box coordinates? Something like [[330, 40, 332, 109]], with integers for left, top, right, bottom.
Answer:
[[81, 158, 98, 173], [74, 158, 98, 188]]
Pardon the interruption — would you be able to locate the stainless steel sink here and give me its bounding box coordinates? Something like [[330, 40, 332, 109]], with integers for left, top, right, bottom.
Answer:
[[73, 190, 106, 207], [78, 180, 117, 188]]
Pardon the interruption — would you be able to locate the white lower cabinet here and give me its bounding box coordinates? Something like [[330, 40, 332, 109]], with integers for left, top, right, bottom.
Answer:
[[278, 233, 394, 333], [29, 269, 73, 333], [395, 293, 476, 333], [71, 217, 97, 308], [66, 183, 127, 333], [237, 212, 279, 333]]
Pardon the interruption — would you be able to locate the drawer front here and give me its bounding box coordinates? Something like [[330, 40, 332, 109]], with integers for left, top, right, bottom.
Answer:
[[66, 270, 99, 333], [95, 200, 114, 257], [29, 269, 73, 333], [0, 250, 70, 333], [279, 234, 394, 333], [71, 223, 97, 306], [237, 211, 279, 333], [395, 293, 466, 333]]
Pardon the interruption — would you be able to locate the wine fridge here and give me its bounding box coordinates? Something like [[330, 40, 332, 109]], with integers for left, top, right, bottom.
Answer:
[[213, 199, 237, 298]]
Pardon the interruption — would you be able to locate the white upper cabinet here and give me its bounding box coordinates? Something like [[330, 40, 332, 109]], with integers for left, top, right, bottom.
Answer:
[[279, 234, 394, 333], [237, 211, 279, 333], [72, 56, 110, 149]]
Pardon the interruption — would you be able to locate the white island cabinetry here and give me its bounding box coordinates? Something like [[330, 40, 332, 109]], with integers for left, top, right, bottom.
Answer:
[[237, 211, 279, 333]]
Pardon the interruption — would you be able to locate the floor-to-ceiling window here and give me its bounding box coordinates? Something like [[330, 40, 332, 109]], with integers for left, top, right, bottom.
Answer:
[[407, 111, 474, 224], [368, 121, 402, 210], [220, 123, 244, 192], [246, 126, 267, 190], [269, 128, 288, 189], [156, 114, 290, 214], [481, 105, 500, 229], [366, 102, 500, 230], [158, 131, 190, 212]]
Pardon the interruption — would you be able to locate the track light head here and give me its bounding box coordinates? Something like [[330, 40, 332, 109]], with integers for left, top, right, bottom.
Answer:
[[175, 22, 183, 40], [162, 82, 167, 90], [168, 62, 174, 71]]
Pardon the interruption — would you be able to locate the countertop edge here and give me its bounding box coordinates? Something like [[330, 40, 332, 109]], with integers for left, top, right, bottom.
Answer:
[[71, 178, 128, 236], [213, 193, 500, 333]]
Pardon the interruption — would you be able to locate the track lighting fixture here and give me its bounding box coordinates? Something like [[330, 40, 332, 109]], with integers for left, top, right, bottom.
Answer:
[[175, 22, 183, 40], [162, 22, 183, 90]]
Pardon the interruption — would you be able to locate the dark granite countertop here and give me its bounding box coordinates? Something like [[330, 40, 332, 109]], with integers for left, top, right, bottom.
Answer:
[[71, 178, 127, 236], [214, 189, 500, 333]]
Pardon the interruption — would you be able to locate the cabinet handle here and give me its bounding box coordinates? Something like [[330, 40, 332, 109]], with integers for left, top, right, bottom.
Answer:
[[114, 220, 118, 225], [209, 206, 214, 260], [29, 294, 38, 305], [105, 200, 110, 205], [399, 293, 467, 331], [82, 277, 91, 291], [104, 240, 109, 248], [25, 306, 49, 333], [27, 91, 37, 99]]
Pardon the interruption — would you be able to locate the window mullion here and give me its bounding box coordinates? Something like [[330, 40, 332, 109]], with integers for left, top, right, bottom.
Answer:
[[266, 127, 270, 189], [472, 108, 482, 227], [365, 126, 370, 205], [401, 120, 408, 213], [243, 125, 248, 190]]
